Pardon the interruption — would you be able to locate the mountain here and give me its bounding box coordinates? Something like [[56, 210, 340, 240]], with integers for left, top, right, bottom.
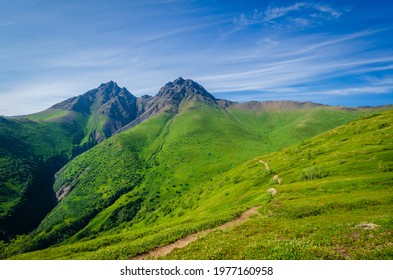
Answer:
[[0, 81, 144, 240], [116, 77, 217, 132], [0, 78, 391, 259], [29, 81, 139, 143], [11, 108, 393, 260]]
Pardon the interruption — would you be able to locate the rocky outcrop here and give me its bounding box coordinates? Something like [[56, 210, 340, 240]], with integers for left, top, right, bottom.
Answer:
[[117, 77, 219, 133]]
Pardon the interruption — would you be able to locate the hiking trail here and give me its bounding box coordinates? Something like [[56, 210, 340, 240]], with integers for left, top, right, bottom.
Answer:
[[131, 207, 260, 260], [259, 159, 282, 185], [259, 160, 270, 171]]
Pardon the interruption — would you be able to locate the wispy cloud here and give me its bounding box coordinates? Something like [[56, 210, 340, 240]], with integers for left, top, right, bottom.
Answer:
[[196, 26, 393, 104], [0, 21, 15, 26], [312, 4, 343, 19], [264, 2, 308, 22], [0, 81, 91, 116], [0, 1, 392, 115], [234, 2, 344, 30]]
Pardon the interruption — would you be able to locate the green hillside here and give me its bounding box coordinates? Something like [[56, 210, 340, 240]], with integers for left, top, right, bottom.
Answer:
[[160, 110, 393, 259], [4, 98, 387, 259], [0, 116, 83, 239], [0, 82, 139, 241]]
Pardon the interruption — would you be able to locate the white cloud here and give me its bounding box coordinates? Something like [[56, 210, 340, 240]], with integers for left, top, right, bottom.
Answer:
[[0, 21, 15, 26], [323, 86, 393, 96], [0, 2, 391, 114], [264, 2, 307, 22], [234, 2, 344, 29], [291, 17, 310, 27], [0, 82, 85, 116], [313, 4, 343, 19], [194, 27, 393, 103]]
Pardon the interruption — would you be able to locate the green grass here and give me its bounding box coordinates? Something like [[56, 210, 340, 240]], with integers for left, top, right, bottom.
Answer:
[[5, 103, 390, 259], [0, 116, 85, 239], [25, 109, 70, 122], [26, 100, 362, 248], [227, 106, 367, 149], [158, 111, 393, 260], [80, 112, 108, 144]]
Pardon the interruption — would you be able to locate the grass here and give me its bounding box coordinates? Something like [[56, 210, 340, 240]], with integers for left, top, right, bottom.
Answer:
[[0, 95, 127, 240], [24, 100, 362, 249], [0, 116, 85, 238], [5, 103, 391, 259], [158, 111, 393, 260], [25, 109, 70, 122]]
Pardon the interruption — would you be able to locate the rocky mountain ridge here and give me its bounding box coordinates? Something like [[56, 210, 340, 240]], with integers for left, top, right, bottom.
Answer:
[[39, 77, 332, 137], [1, 77, 389, 250]]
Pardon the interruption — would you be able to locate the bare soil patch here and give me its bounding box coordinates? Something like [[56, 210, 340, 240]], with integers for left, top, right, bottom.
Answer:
[[132, 207, 260, 260]]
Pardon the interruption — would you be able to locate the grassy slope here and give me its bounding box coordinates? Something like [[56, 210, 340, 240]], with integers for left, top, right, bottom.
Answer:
[[24, 109, 71, 122], [0, 99, 118, 241], [160, 110, 393, 260], [25, 103, 109, 146], [9, 102, 383, 259], [228, 106, 373, 148], [0, 116, 82, 238]]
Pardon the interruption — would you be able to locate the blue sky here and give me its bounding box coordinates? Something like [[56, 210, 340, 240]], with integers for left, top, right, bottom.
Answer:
[[1, 0, 393, 115]]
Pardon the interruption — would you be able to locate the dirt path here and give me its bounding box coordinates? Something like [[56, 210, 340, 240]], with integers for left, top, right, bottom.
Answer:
[[132, 207, 260, 260], [259, 160, 270, 171]]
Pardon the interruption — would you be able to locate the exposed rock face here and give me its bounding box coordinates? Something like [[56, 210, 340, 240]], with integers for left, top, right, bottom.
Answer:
[[46, 78, 338, 141], [117, 77, 218, 133], [156, 77, 216, 104], [50, 78, 220, 140], [52, 81, 137, 115], [51, 81, 138, 142]]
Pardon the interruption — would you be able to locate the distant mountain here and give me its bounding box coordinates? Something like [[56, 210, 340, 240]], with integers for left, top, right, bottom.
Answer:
[[231, 100, 326, 111]]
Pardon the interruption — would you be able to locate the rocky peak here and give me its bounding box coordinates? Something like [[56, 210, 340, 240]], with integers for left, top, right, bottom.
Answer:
[[48, 81, 139, 142], [117, 78, 218, 134], [99, 80, 117, 89], [94, 81, 131, 102], [51, 81, 136, 113], [173, 77, 186, 85], [156, 77, 216, 102]]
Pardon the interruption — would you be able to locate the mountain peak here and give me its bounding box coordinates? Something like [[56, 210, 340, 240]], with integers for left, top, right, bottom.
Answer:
[[99, 81, 118, 90], [157, 77, 216, 102], [100, 80, 116, 86], [49, 82, 138, 141], [97, 81, 122, 96], [173, 77, 185, 85]]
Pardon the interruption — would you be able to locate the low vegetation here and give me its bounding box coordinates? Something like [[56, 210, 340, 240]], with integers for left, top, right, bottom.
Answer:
[[3, 103, 391, 259]]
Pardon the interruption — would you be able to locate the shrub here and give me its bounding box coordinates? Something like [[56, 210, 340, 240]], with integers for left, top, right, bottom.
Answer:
[[232, 175, 243, 184], [301, 167, 328, 180], [378, 160, 392, 172]]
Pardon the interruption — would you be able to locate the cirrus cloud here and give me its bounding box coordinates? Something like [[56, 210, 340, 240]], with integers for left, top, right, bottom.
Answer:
[[235, 2, 345, 29]]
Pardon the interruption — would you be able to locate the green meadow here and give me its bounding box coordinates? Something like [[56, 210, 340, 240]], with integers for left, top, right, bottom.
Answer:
[[3, 100, 391, 259]]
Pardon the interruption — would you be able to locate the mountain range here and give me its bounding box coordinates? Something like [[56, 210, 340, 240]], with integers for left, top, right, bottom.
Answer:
[[0, 78, 392, 259]]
